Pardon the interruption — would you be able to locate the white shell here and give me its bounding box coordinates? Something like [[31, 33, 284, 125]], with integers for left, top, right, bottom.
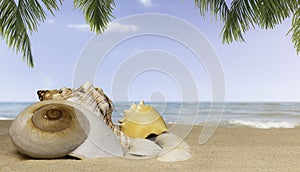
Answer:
[[155, 132, 192, 162], [127, 139, 162, 157], [155, 132, 190, 151], [69, 104, 124, 158], [156, 148, 192, 162]]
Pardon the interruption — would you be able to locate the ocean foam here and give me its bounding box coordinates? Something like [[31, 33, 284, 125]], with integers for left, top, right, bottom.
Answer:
[[0, 117, 14, 120], [228, 120, 298, 129]]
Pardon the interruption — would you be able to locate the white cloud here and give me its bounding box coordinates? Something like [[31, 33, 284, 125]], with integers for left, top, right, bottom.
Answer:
[[138, 0, 153, 7], [67, 22, 138, 33], [67, 24, 90, 32], [107, 22, 139, 33], [40, 73, 53, 87], [46, 19, 55, 24]]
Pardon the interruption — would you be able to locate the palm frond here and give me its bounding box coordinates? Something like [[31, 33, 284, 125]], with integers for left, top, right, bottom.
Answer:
[[194, 0, 229, 21], [289, 6, 300, 53], [0, 0, 62, 67], [221, 0, 256, 43], [74, 0, 115, 34], [221, 0, 297, 44], [41, 0, 63, 15], [253, 0, 292, 29], [195, 0, 300, 53]]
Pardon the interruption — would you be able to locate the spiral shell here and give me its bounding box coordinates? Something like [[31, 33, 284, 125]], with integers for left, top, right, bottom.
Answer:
[[9, 100, 90, 158]]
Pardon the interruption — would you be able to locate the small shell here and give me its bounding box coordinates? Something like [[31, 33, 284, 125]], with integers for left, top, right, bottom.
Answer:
[[155, 132, 190, 152], [9, 100, 90, 158], [155, 132, 192, 162], [156, 148, 192, 162], [127, 139, 162, 157]]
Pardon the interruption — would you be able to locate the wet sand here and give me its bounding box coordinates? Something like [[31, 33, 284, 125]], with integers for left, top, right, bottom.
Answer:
[[0, 120, 299, 172]]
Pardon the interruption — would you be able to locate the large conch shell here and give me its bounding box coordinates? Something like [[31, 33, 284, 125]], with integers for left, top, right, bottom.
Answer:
[[119, 101, 168, 139], [9, 83, 123, 159]]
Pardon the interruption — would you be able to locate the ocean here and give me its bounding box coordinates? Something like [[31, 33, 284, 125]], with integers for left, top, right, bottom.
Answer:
[[1, 102, 300, 129]]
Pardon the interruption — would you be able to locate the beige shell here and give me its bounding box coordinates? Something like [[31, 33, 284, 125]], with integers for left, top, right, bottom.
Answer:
[[9, 100, 90, 158], [126, 139, 162, 157], [155, 132, 192, 162], [155, 132, 190, 151], [156, 148, 192, 162]]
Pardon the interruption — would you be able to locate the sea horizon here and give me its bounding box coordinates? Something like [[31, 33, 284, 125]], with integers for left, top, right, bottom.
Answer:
[[1, 101, 300, 129]]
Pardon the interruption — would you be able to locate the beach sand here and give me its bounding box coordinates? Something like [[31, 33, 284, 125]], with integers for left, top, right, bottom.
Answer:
[[0, 120, 299, 172]]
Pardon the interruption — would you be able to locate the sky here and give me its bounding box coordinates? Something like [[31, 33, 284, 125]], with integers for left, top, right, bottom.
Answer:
[[0, 0, 300, 102]]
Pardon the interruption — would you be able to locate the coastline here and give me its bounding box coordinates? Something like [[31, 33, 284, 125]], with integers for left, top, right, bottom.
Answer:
[[1, 120, 300, 172]]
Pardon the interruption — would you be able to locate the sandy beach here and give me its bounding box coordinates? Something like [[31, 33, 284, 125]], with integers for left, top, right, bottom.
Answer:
[[0, 120, 299, 172]]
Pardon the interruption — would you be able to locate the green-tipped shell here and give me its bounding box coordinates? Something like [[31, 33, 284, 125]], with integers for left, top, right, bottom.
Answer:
[[9, 100, 90, 158]]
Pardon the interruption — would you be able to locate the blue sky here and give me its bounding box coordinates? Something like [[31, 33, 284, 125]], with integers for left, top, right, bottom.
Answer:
[[0, 0, 300, 102]]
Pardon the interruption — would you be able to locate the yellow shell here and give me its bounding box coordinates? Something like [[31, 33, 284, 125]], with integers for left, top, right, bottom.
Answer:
[[119, 101, 168, 138]]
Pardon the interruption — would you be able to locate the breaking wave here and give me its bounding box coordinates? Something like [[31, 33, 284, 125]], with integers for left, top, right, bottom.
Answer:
[[227, 120, 299, 129]]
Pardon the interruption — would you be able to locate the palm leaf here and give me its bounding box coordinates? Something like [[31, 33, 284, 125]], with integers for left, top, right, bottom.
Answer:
[[74, 0, 115, 34], [195, 0, 300, 53], [221, 0, 299, 44], [0, 0, 62, 67], [289, 6, 300, 53], [194, 0, 229, 21]]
